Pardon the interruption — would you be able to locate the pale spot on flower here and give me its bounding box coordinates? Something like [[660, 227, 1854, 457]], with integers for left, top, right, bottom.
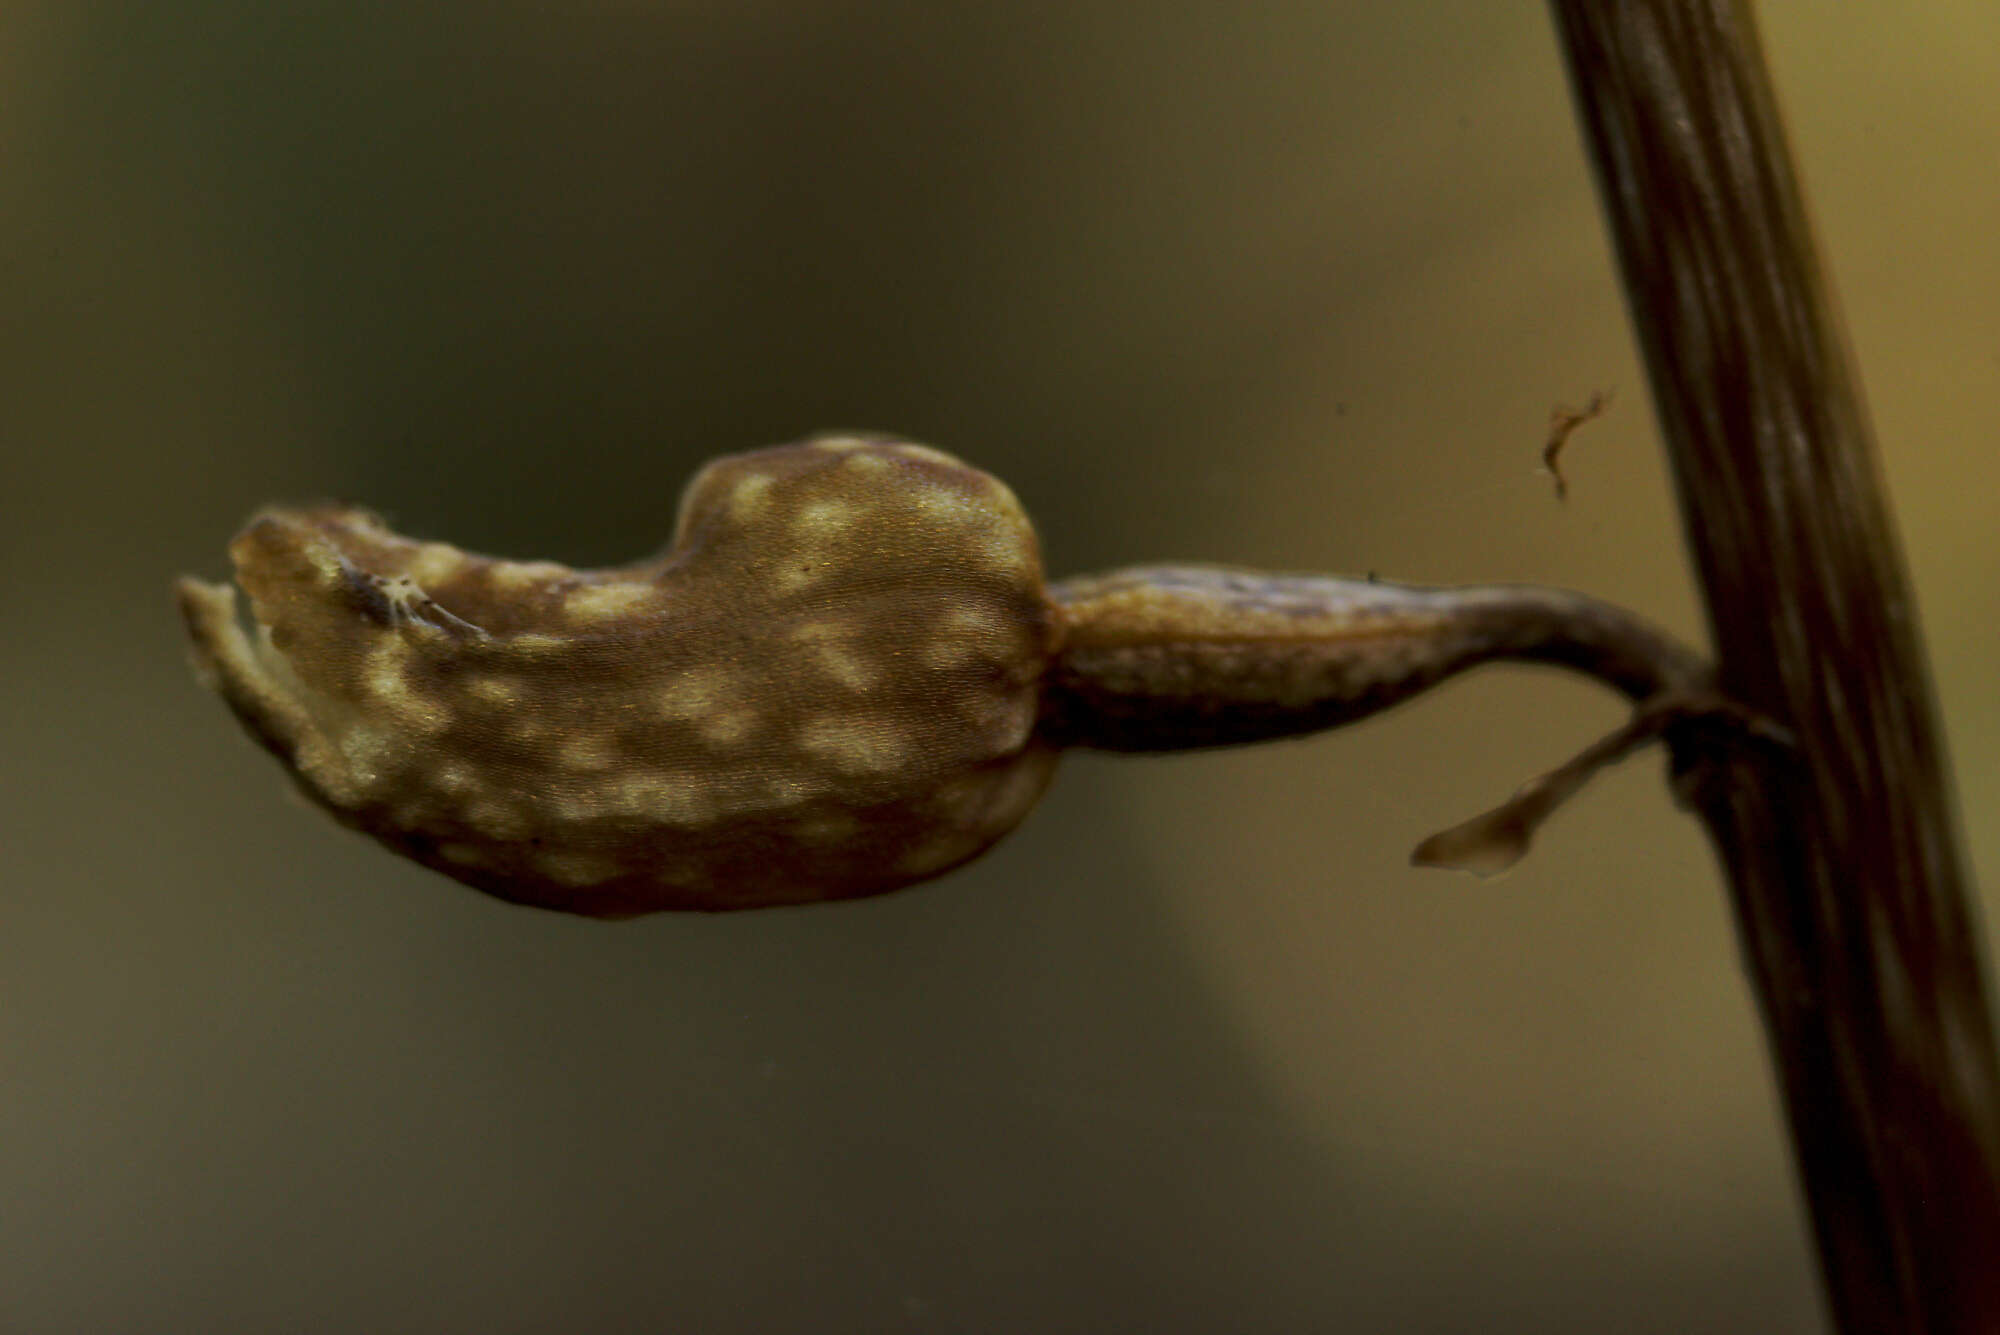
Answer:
[[487, 560, 568, 592], [790, 623, 877, 691], [558, 736, 619, 773], [607, 772, 713, 825], [565, 581, 655, 622], [729, 471, 775, 521], [695, 707, 758, 747], [657, 665, 733, 721], [814, 644, 875, 691], [923, 605, 1009, 669], [468, 676, 519, 707], [363, 640, 420, 708], [431, 761, 476, 794], [796, 498, 858, 537], [797, 714, 906, 775], [361, 640, 447, 735], [405, 542, 468, 585], [338, 727, 399, 786]]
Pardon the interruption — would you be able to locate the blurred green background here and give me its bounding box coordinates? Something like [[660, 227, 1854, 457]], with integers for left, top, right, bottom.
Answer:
[[6, 4, 1996, 1331]]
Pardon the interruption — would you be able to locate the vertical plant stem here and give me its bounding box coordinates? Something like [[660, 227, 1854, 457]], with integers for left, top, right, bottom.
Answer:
[[1547, 3, 2000, 1331]]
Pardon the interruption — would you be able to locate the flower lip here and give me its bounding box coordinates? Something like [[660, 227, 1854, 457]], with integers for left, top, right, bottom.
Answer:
[[178, 437, 1061, 914]]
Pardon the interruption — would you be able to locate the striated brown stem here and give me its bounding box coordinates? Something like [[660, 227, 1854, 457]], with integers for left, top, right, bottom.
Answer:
[[1551, 3, 2000, 1331]]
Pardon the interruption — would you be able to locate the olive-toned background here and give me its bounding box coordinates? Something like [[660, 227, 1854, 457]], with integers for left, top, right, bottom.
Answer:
[[6, 5, 1996, 1332]]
